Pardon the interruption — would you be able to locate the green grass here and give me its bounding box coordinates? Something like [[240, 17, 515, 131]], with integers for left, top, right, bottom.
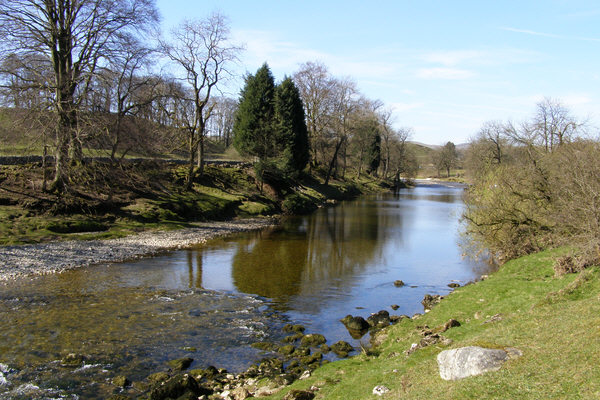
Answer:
[[266, 248, 600, 399]]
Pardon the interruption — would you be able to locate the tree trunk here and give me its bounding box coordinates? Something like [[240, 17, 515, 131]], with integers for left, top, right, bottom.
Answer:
[[325, 137, 345, 186], [185, 133, 196, 191]]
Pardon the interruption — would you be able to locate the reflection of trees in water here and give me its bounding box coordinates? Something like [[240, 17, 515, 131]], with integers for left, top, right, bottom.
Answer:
[[186, 250, 203, 288], [230, 196, 405, 310], [231, 223, 308, 300]]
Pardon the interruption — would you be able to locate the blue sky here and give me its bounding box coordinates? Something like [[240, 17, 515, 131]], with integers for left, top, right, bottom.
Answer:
[[156, 0, 600, 145]]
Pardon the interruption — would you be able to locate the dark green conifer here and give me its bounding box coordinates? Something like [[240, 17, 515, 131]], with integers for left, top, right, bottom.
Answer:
[[274, 77, 310, 176]]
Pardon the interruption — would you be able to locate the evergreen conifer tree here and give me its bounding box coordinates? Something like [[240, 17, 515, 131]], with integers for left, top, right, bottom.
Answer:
[[274, 77, 310, 176], [233, 63, 276, 162]]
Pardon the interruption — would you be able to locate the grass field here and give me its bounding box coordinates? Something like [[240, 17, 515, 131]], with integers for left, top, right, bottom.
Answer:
[[266, 248, 600, 399]]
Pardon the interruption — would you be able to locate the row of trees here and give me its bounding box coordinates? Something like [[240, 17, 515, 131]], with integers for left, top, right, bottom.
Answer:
[[463, 98, 599, 269], [0, 1, 419, 194], [0, 0, 244, 192], [292, 61, 417, 184]]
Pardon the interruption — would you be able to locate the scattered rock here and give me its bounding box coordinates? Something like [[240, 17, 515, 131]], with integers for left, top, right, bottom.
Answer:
[[372, 385, 390, 396], [167, 357, 193, 371], [447, 282, 460, 288], [301, 351, 323, 366], [283, 389, 315, 400], [230, 386, 251, 400], [331, 341, 353, 357], [421, 294, 443, 310], [393, 280, 405, 287], [340, 315, 370, 338], [148, 371, 170, 384], [283, 324, 306, 333], [278, 344, 296, 356], [437, 318, 461, 333], [367, 310, 391, 328], [60, 353, 85, 368], [320, 344, 331, 353], [299, 370, 311, 380], [273, 373, 296, 386], [437, 346, 521, 380], [483, 313, 503, 324], [391, 304, 400, 310], [300, 334, 326, 347], [252, 341, 277, 351], [112, 375, 130, 388], [148, 374, 211, 400], [283, 333, 304, 343], [340, 315, 369, 331]]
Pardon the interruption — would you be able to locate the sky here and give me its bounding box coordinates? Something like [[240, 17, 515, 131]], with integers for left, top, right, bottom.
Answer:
[[155, 0, 600, 145]]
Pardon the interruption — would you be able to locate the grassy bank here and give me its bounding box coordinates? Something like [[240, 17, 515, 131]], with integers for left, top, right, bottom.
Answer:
[[0, 162, 388, 245], [267, 248, 600, 399]]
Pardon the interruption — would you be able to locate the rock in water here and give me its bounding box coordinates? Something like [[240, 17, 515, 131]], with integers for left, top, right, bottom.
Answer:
[[340, 314, 370, 333], [437, 346, 520, 380], [367, 310, 391, 328]]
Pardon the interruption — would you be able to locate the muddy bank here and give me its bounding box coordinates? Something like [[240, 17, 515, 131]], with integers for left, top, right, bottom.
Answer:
[[0, 218, 277, 281]]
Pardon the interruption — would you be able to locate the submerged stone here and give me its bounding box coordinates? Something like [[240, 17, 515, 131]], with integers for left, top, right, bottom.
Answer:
[[167, 357, 193, 371]]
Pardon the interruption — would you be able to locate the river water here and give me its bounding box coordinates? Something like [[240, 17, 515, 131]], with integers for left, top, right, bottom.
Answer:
[[0, 183, 491, 399]]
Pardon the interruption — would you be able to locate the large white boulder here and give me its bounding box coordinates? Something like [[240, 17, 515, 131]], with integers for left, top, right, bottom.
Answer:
[[437, 346, 520, 380]]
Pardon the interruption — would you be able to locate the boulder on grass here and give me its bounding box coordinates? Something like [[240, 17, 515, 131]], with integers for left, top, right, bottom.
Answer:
[[437, 346, 521, 381]]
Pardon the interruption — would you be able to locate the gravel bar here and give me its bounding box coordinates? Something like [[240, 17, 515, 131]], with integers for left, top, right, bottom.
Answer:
[[0, 218, 278, 281]]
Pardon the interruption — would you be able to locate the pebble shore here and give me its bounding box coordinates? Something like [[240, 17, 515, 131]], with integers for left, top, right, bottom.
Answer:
[[0, 218, 277, 281]]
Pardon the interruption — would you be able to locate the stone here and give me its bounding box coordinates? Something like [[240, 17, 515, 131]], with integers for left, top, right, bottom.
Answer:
[[340, 315, 369, 331], [112, 375, 130, 388], [331, 341, 354, 357], [437, 346, 520, 380], [282, 389, 315, 400], [372, 385, 390, 396], [148, 371, 170, 384], [283, 324, 306, 333], [230, 386, 251, 400], [437, 318, 461, 333], [148, 374, 211, 400], [167, 357, 193, 371], [367, 310, 390, 328], [448, 282, 461, 288], [299, 370, 311, 380], [393, 280, 405, 287], [300, 333, 326, 347], [273, 373, 296, 386], [60, 353, 85, 368], [391, 304, 400, 310], [278, 344, 296, 356], [421, 294, 443, 310]]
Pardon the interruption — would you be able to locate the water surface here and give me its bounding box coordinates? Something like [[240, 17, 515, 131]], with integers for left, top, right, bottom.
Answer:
[[0, 184, 490, 399]]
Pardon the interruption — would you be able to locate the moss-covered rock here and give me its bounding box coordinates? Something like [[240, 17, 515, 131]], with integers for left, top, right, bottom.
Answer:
[[300, 333, 326, 347], [167, 357, 193, 371]]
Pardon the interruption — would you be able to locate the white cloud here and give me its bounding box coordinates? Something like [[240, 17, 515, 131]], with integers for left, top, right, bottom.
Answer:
[[390, 102, 424, 112], [420, 50, 487, 67], [501, 27, 600, 43], [415, 67, 474, 80]]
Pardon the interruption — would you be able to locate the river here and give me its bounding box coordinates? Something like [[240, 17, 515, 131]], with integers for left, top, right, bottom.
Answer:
[[0, 183, 491, 399]]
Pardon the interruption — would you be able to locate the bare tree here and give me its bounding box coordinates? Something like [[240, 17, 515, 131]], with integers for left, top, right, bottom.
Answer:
[[324, 77, 359, 185], [533, 97, 578, 152], [206, 96, 237, 147], [0, 0, 159, 191], [160, 13, 241, 191], [293, 61, 335, 167]]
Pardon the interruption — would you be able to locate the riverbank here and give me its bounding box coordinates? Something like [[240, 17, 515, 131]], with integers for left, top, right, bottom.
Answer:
[[264, 248, 600, 399], [0, 218, 278, 281]]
